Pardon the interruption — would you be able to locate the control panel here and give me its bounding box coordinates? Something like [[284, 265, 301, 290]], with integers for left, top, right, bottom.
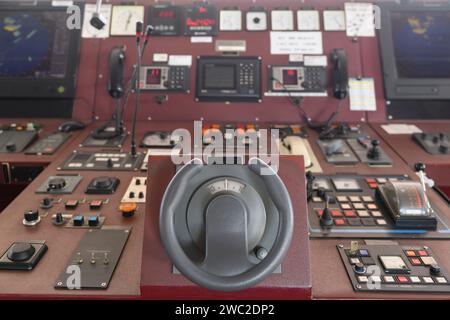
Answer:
[[25, 132, 71, 155], [61, 152, 144, 171], [413, 132, 450, 155], [338, 242, 450, 293], [196, 56, 262, 102], [139, 65, 190, 92], [307, 174, 450, 239], [268, 65, 327, 96], [121, 177, 147, 203], [0, 131, 38, 153]]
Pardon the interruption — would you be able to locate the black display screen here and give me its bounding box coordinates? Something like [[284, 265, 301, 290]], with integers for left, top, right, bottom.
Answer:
[[391, 11, 450, 78], [283, 69, 299, 85], [147, 68, 162, 85], [203, 64, 236, 90], [0, 10, 72, 79]]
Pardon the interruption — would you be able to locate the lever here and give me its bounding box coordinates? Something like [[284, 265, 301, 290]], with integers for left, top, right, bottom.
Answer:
[[319, 191, 333, 227], [415, 163, 433, 214], [367, 139, 381, 160]]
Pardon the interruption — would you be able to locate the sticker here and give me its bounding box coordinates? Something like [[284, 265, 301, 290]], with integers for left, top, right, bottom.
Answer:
[[345, 2, 375, 37], [191, 36, 213, 43], [168, 55, 193, 67], [153, 54, 169, 63], [304, 55, 328, 67], [349, 77, 376, 111], [270, 31, 323, 55]]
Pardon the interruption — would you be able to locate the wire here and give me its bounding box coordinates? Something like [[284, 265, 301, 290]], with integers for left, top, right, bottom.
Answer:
[[270, 76, 309, 122]]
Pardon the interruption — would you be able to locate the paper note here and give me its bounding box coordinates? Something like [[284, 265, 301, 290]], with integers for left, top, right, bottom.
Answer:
[[169, 55, 192, 67], [381, 124, 423, 135], [304, 55, 328, 67], [345, 2, 375, 37], [270, 32, 323, 55], [349, 78, 377, 111]]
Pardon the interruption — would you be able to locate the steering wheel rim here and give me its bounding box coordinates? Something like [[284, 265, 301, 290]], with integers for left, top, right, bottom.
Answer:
[[160, 158, 294, 292]]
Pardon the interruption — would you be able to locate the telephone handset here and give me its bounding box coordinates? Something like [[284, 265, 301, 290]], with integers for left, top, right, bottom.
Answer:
[[331, 48, 349, 100], [377, 181, 437, 229], [278, 136, 313, 168]]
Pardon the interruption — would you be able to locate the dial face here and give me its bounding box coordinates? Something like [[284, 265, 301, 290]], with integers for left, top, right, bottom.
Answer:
[[110, 5, 145, 36], [323, 10, 346, 31], [345, 3, 375, 37], [220, 10, 242, 31], [297, 10, 320, 31], [246, 11, 267, 31], [207, 178, 246, 195], [81, 4, 112, 38], [271, 10, 294, 31]]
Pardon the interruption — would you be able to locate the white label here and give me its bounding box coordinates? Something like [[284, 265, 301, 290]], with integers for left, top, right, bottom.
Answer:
[[345, 2, 375, 37], [304, 55, 328, 67], [82, 4, 112, 39], [168, 55, 193, 67], [270, 32, 323, 55], [349, 78, 377, 111], [289, 54, 304, 62], [153, 54, 169, 63], [381, 124, 423, 135], [52, 0, 73, 6], [191, 36, 213, 43]]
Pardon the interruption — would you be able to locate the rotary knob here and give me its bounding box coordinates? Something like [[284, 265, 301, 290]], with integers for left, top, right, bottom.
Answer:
[[23, 209, 41, 226], [7, 243, 36, 262], [47, 178, 66, 191], [93, 177, 113, 189]]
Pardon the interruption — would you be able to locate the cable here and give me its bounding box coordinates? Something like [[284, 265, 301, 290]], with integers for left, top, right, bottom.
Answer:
[[270, 76, 308, 122]]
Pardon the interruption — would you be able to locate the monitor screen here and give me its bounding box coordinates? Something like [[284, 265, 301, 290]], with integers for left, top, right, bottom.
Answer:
[[282, 69, 299, 85], [391, 11, 450, 78], [203, 64, 236, 90], [0, 10, 72, 79]]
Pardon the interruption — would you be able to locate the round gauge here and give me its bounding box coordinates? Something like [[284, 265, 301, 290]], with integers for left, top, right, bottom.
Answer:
[[207, 178, 246, 195], [110, 5, 145, 36], [297, 10, 320, 31], [271, 10, 294, 31], [323, 10, 346, 31]]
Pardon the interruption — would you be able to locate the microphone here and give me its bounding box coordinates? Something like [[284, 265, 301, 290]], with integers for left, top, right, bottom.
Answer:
[[90, 0, 107, 30], [130, 21, 144, 157]]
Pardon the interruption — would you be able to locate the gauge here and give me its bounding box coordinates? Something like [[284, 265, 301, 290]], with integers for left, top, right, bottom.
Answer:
[[271, 9, 294, 31], [246, 8, 267, 31], [148, 4, 182, 36], [185, 4, 218, 36], [207, 179, 246, 195], [220, 9, 242, 31], [81, 4, 112, 38], [323, 10, 346, 31], [297, 10, 320, 31], [110, 5, 145, 36]]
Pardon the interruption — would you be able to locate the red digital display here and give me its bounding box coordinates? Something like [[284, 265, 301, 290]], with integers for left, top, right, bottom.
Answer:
[[156, 10, 176, 19], [147, 68, 162, 85], [282, 69, 299, 85]]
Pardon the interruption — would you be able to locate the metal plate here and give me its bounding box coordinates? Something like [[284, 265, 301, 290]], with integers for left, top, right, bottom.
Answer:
[[55, 228, 131, 290], [35, 175, 82, 194]]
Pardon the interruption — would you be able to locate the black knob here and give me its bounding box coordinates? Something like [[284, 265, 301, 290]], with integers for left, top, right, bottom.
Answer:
[[41, 198, 52, 209], [54, 213, 65, 226], [430, 264, 441, 275], [415, 163, 426, 172], [107, 158, 113, 168], [6, 142, 16, 152], [367, 140, 381, 160], [24, 210, 39, 222], [129, 191, 135, 199], [7, 243, 35, 262], [317, 187, 327, 200], [440, 145, 449, 154], [138, 192, 144, 199], [136, 179, 141, 185], [253, 17, 260, 23], [93, 177, 112, 189], [47, 178, 66, 190], [354, 262, 366, 274]]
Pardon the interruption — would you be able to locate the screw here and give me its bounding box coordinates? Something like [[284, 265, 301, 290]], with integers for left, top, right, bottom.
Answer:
[[57, 282, 63, 286], [101, 283, 107, 287], [356, 284, 362, 289]]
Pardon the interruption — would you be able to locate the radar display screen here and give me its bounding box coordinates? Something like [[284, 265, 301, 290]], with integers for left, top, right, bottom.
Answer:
[[391, 12, 450, 79], [0, 11, 72, 79]]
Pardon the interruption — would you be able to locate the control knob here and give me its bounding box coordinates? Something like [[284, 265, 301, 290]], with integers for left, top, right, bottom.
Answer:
[[23, 209, 41, 226]]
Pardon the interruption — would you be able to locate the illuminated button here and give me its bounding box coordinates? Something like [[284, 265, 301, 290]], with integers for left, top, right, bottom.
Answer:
[[340, 203, 352, 210], [361, 218, 376, 226], [73, 215, 84, 227], [315, 209, 324, 217], [418, 250, 428, 256], [357, 210, 370, 217], [435, 277, 448, 284], [349, 257, 360, 264], [348, 219, 362, 226], [357, 276, 368, 283], [362, 196, 374, 202], [370, 275, 382, 283], [337, 196, 348, 202], [369, 183, 378, 189], [371, 211, 383, 217], [410, 258, 422, 266], [422, 277, 434, 284], [358, 249, 370, 257], [312, 197, 323, 203], [405, 250, 416, 257], [410, 276, 421, 283], [65, 200, 79, 209], [366, 178, 376, 184], [331, 210, 342, 217], [367, 204, 378, 210], [349, 196, 361, 202], [397, 276, 410, 284], [119, 203, 137, 218], [89, 200, 103, 210], [353, 203, 365, 210], [344, 210, 356, 217], [334, 219, 346, 225], [377, 178, 388, 184], [421, 256, 437, 266], [383, 276, 395, 283], [376, 219, 387, 226]]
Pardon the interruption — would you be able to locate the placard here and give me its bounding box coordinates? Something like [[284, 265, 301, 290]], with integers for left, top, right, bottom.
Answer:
[[270, 32, 323, 55]]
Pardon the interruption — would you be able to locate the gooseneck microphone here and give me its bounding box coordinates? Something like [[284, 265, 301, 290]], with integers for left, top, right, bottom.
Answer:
[[130, 21, 144, 157]]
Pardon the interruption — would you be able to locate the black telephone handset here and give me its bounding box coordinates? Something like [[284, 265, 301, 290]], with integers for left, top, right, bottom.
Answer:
[[331, 48, 349, 100], [108, 46, 126, 99]]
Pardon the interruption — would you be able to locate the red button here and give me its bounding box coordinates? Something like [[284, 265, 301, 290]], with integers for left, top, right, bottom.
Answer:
[[334, 219, 346, 225], [315, 209, 323, 217], [344, 210, 356, 217], [410, 258, 422, 266], [397, 276, 410, 283], [418, 250, 428, 256], [366, 178, 376, 184], [369, 183, 378, 189], [331, 210, 342, 217]]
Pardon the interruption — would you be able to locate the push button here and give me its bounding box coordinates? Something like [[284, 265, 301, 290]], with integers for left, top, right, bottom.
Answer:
[[396, 276, 410, 284]]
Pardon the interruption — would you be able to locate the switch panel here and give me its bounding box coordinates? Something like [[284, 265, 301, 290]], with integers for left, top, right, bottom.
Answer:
[[121, 177, 147, 203], [317, 139, 359, 165]]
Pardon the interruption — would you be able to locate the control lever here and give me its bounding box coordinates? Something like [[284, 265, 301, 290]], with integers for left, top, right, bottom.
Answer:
[[318, 189, 333, 227], [415, 163, 433, 214], [367, 139, 381, 160]]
